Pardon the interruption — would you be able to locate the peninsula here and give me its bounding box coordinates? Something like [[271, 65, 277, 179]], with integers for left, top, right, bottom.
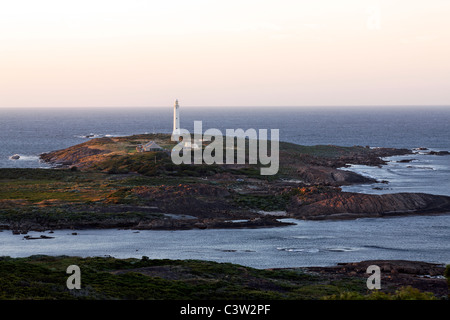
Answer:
[[1, 133, 449, 233]]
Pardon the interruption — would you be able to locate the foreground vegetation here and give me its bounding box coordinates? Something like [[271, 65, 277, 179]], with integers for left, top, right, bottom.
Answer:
[[0, 256, 446, 300], [0, 136, 448, 300]]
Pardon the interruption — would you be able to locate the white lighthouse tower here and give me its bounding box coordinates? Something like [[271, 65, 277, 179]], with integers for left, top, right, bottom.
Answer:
[[173, 99, 180, 135]]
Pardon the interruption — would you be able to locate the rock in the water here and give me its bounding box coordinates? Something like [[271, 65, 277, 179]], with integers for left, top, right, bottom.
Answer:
[[23, 235, 55, 240], [428, 150, 450, 156]]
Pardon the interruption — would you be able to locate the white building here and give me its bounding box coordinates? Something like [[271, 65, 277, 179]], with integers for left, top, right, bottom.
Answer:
[[136, 141, 163, 152], [173, 99, 180, 135], [184, 141, 200, 149]]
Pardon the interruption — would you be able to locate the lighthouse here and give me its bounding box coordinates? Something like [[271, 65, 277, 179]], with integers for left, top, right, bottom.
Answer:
[[173, 99, 180, 135]]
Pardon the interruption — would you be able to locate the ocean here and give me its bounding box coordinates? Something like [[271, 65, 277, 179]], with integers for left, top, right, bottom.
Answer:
[[1, 106, 449, 168], [0, 106, 449, 267]]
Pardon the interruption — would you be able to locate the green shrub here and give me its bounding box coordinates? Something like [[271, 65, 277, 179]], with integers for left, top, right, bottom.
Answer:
[[323, 286, 437, 300]]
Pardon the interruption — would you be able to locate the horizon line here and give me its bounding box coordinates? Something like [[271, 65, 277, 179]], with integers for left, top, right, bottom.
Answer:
[[1, 104, 450, 109]]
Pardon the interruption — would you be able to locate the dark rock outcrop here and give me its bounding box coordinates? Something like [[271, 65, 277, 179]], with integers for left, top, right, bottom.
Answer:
[[303, 260, 448, 298], [296, 166, 376, 186], [288, 192, 450, 220], [396, 159, 415, 163], [428, 150, 450, 156]]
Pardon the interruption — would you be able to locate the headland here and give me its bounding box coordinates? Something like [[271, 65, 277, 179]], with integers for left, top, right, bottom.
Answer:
[[0, 133, 449, 233]]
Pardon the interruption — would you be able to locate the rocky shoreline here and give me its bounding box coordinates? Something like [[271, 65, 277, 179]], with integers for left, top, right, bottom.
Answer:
[[1, 134, 449, 233], [2, 216, 293, 234]]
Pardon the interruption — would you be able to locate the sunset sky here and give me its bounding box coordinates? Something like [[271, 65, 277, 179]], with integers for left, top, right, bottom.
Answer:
[[1, 0, 449, 108]]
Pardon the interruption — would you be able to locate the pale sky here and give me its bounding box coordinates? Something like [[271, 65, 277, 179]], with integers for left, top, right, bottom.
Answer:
[[1, 0, 449, 108]]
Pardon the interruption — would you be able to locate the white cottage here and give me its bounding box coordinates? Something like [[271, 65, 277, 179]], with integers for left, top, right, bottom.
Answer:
[[136, 141, 163, 152]]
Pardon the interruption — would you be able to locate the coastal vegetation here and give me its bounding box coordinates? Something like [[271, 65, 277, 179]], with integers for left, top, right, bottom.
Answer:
[[1, 134, 450, 232], [0, 256, 446, 300], [1, 134, 449, 300]]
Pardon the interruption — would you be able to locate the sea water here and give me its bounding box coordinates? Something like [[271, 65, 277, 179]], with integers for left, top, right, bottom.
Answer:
[[0, 216, 448, 268]]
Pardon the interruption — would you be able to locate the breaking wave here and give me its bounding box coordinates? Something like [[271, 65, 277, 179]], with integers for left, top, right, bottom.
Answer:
[[277, 246, 360, 253], [324, 247, 360, 252], [74, 133, 119, 139], [8, 155, 40, 161]]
